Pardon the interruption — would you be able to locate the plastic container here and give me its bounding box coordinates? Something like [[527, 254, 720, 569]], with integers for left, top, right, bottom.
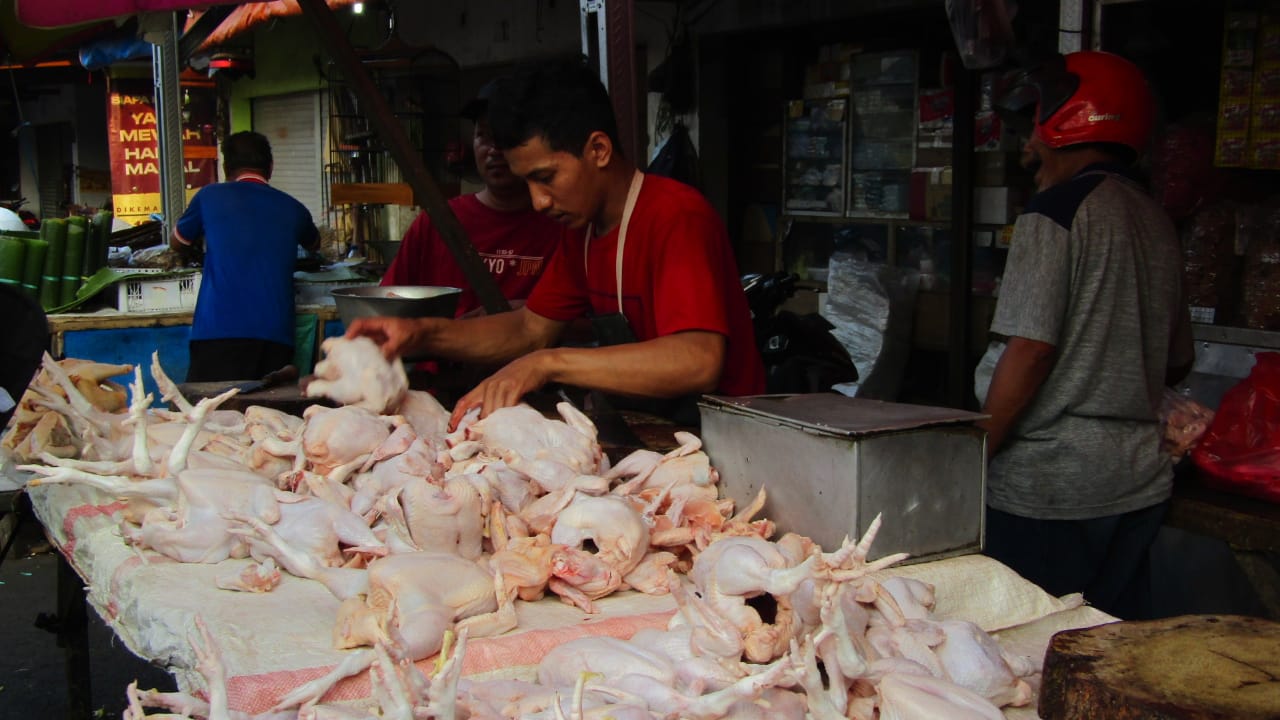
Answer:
[[116, 270, 202, 313]]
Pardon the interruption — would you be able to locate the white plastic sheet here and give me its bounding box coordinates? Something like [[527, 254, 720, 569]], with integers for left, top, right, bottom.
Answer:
[[824, 252, 921, 400]]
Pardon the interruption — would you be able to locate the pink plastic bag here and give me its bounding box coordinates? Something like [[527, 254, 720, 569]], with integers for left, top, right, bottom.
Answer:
[[1191, 352, 1280, 502]]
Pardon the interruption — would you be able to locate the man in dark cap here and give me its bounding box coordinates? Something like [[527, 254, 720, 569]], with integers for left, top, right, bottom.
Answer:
[[380, 81, 563, 317]]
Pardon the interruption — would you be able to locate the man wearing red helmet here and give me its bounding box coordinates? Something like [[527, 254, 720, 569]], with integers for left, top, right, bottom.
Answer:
[[975, 51, 1194, 619]]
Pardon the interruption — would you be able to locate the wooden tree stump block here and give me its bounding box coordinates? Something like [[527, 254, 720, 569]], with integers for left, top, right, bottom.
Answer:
[[1039, 614, 1280, 720]]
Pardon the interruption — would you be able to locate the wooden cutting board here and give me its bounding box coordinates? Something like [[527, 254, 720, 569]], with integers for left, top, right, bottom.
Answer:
[[1039, 614, 1280, 720], [177, 381, 333, 416]]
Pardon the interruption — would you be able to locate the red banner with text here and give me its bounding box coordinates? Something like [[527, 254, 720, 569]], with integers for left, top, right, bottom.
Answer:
[[107, 77, 218, 225]]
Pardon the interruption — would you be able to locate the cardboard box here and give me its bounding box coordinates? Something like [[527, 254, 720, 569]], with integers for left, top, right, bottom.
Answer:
[[974, 186, 1026, 225], [910, 167, 953, 222]]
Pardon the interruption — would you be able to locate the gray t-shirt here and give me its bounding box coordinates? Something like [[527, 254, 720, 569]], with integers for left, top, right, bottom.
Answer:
[[982, 164, 1191, 520]]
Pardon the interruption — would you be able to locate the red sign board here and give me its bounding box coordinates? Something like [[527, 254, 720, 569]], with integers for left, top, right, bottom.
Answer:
[[107, 78, 218, 225]]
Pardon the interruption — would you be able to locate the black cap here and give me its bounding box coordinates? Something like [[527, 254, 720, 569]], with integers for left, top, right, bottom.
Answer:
[[460, 79, 498, 122]]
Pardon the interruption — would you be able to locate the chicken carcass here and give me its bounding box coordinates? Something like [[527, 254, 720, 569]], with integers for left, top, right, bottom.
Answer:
[[238, 494, 387, 569], [349, 436, 446, 516], [685, 536, 817, 662], [333, 552, 513, 658], [550, 493, 649, 577], [536, 635, 792, 720], [876, 672, 1004, 720], [928, 619, 1035, 707], [395, 389, 451, 441], [380, 475, 485, 559], [306, 336, 408, 414], [297, 405, 399, 479], [447, 402, 605, 481], [122, 469, 281, 564]]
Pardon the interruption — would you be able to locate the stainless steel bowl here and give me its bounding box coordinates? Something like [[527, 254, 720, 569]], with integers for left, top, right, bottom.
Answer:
[[331, 285, 462, 326]]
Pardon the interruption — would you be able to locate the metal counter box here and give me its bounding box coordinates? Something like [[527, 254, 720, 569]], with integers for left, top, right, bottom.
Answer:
[[699, 394, 987, 563]]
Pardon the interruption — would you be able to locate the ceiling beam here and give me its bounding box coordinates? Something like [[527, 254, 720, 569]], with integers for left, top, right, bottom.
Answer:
[[179, 5, 236, 62]]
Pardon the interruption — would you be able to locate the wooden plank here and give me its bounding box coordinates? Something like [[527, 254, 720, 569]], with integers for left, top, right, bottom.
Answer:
[[329, 182, 414, 206], [49, 311, 194, 333], [49, 306, 338, 334], [1039, 615, 1280, 720]]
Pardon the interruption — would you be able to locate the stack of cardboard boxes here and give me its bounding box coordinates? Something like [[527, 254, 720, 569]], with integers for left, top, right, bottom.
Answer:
[[909, 86, 955, 223], [973, 71, 1030, 235], [848, 51, 918, 217], [1214, 10, 1280, 169]]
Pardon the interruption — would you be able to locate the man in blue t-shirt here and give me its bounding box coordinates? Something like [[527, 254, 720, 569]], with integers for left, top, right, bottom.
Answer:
[[172, 131, 319, 382]]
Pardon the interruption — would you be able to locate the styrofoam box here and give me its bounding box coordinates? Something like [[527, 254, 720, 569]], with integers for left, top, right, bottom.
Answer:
[[116, 269, 202, 313]]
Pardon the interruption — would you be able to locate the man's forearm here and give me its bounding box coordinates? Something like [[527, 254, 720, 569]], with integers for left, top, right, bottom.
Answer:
[[979, 336, 1056, 458], [422, 307, 558, 364], [541, 331, 725, 399]]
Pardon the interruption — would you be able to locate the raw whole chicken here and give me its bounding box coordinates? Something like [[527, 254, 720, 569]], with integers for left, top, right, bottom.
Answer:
[[349, 437, 446, 516], [296, 405, 398, 478], [448, 402, 605, 481], [930, 619, 1035, 707], [238, 494, 388, 569], [536, 635, 793, 720], [332, 552, 512, 659], [381, 475, 485, 559], [877, 672, 1004, 720], [686, 536, 817, 662], [305, 336, 408, 414], [121, 469, 281, 564], [550, 493, 650, 577], [395, 389, 452, 440], [2, 354, 131, 461]]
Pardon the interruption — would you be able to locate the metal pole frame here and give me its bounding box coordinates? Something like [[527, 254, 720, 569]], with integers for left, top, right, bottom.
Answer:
[[143, 11, 186, 238], [580, 0, 641, 163]]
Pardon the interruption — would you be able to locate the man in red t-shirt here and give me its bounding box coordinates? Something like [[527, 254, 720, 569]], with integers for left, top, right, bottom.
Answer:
[[349, 57, 764, 428], [381, 83, 563, 316]]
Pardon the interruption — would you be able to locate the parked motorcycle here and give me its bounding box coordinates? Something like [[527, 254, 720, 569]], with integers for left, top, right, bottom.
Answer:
[[0, 198, 40, 231], [743, 271, 859, 394]]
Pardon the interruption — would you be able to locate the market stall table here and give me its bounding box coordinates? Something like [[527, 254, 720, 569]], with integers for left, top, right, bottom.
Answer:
[[26, 474, 1114, 719], [45, 305, 343, 397], [1166, 476, 1280, 618]]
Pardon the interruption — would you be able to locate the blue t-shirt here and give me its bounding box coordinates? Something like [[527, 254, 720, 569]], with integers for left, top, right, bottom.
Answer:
[[176, 178, 317, 346]]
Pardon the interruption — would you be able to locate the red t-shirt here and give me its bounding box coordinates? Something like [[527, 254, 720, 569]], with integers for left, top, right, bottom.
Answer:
[[382, 194, 564, 316], [526, 174, 765, 397]]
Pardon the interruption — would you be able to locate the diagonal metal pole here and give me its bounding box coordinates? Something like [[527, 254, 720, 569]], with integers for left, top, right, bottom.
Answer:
[[295, 0, 510, 315]]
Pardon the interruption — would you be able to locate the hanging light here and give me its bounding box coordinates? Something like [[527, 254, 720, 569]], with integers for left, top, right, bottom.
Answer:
[[353, 2, 364, 13]]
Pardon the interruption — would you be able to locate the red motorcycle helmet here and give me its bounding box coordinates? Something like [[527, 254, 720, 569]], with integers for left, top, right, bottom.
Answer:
[[996, 51, 1154, 155]]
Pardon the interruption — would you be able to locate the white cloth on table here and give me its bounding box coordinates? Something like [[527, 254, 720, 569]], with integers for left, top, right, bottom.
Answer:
[[27, 482, 1115, 718]]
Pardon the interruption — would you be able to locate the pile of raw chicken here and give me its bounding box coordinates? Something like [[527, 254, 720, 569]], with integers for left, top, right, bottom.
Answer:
[[8, 338, 1037, 720]]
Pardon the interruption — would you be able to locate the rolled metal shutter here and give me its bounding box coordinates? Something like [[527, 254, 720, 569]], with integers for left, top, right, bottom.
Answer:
[[251, 92, 324, 223]]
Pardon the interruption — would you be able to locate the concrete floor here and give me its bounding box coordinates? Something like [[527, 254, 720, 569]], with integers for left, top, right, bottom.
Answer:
[[0, 502, 175, 719]]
